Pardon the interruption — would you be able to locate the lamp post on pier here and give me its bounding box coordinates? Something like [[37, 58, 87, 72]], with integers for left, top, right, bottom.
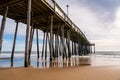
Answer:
[[66, 5, 69, 16]]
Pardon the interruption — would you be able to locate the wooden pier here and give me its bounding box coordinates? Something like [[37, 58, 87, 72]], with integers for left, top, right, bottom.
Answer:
[[0, 0, 95, 67]]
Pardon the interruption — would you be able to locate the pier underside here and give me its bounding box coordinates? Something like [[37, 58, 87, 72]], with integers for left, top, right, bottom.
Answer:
[[0, 0, 95, 67]]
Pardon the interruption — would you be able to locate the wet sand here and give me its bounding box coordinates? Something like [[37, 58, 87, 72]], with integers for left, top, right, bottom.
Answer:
[[0, 66, 120, 80]]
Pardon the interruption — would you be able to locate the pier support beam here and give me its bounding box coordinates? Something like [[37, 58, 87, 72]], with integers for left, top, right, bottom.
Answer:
[[28, 24, 34, 63], [55, 31, 59, 58], [49, 15, 53, 62], [42, 31, 45, 59], [67, 30, 71, 58], [45, 31, 48, 60], [11, 21, 18, 67], [36, 29, 39, 61], [60, 24, 67, 59], [72, 41, 74, 55], [94, 44, 95, 53], [0, 6, 8, 54], [52, 34, 55, 59], [24, 0, 31, 67]]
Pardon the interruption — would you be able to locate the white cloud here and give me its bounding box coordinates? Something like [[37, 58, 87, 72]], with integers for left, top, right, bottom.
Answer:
[[56, 0, 120, 51]]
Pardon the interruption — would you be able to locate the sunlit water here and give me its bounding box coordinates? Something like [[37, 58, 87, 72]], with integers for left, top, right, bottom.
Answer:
[[0, 51, 120, 68]]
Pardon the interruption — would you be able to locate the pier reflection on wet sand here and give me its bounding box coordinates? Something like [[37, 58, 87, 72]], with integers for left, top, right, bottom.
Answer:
[[36, 56, 91, 68]]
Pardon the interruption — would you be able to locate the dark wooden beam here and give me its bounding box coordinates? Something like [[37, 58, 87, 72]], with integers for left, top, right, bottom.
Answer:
[[49, 15, 53, 62], [36, 29, 40, 61], [11, 21, 18, 67], [41, 32, 45, 59], [24, 0, 31, 67], [0, 6, 8, 54], [0, 0, 24, 9]]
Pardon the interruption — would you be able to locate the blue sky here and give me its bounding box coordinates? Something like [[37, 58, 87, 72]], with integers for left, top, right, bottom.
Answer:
[[1, 0, 120, 51]]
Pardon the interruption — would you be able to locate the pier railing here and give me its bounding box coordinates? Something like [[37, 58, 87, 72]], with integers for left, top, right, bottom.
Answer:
[[43, 0, 88, 41]]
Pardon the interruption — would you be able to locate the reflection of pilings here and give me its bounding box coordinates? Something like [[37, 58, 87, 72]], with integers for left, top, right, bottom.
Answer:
[[41, 31, 45, 59], [0, 6, 8, 54], [11, 21, 18, 67], [36, 29, 39, 61], [24, 0, 31, 67]]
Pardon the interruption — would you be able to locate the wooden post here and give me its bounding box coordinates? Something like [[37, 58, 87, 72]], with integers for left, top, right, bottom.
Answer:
[[36, 29, 39, 61], [0, 6, 8, 54], [67, 30, 71, 58], [72, 41, 74, 55], [78, 36, 80, 55], [45, 31, 48, 60], [28, 25, 34, 63], [55, 32, 59, 58], [61, 24, 66, 59], [52, 34, 55, 59], [50, 15, 53, 62], [94, 45, 95, 53], [11, 21, 18, 67], [74, 42, 76, 55], [41, 31, 45, 59], [24, 0, 31, 67]]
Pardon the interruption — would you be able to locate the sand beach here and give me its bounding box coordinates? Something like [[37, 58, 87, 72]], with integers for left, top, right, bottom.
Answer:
[[0, 65, 120, 80]]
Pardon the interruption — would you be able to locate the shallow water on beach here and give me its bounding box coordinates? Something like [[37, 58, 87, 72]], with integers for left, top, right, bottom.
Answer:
[[0, 51, 120, 68]]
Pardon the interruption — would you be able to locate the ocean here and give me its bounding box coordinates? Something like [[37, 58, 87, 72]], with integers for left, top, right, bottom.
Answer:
[[0, 51, 120, 68]]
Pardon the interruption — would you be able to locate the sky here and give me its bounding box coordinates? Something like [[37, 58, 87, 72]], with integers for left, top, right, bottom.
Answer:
[[56, 0, 120, 51], [0, 0, 120, 51]]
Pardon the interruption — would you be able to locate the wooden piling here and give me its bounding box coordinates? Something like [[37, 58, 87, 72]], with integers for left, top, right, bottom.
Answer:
[[52, 34, 55, 59], [50, 15, 53, 62], [24, 0, 31, 67], [55, 32, 59, 58], [42, 31, 45, 59], [36, 29, 39, 61], [28, 24, 34, 63], [60, 24, 67, 59], [45, 31, 48, 60], [94, 44, 95, 53], [72, 41, 74, 55], [0, 6, 8, 53], [11, 21, 18, 67], [67, 30, 71, 58]]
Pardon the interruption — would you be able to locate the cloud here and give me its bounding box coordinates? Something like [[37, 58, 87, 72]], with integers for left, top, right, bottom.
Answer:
[[55, 0, 120, 51], [93, 39, 120, 51]]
